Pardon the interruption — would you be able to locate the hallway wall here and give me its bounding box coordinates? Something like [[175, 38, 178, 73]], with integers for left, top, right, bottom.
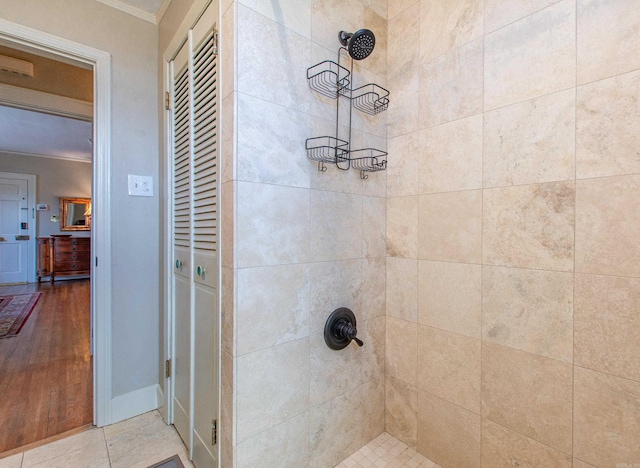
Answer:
[[385, 0, 640, 466]]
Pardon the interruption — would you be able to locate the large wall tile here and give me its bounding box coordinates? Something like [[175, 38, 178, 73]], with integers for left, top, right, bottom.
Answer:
[[360, 378, 386, 445], [577, 0, 640, 84], [481, 419, 573, 468], [386, 257, 417, 322], [389, 0, 418, 20], [221, 267, 235, 357], [220, 94, 235, 184], [419, 114, 483, 193], [237, 93, 311, 188], [418, 260, 481, 338], [484, 0, 575, 110], [388, 3, 419, 79], [386, 376, 418, 450], [236, 338, 310, 442], [417, 326, 481, 414], [419, 38, 483, 128], [386, 196, 418, 258], [364, 0, 387, 20], [237, 182, 309, 268], [387, 68, 419, 138], [577, 70, 640, 179], [484, 0, 562, 33], [239, 0, 311, 37], [387, 132, 420, 197], [482, 266, 573, 363], [236, 412, 310, 468], [482, 343, 573, 453], [361, 257, 386, 321], [309, 190, 363, 262], [575, 175, 640, 277], [575, 274, 640, 382], [419, 0, 483, 65], [483, 89, 576, 188], [308, 259, 362, 334], [573, 459, 597, 468], [310, 386, 363, 468], [236, 264, 309, 356], [361, 317, 385, 383], [574, 367, 640, 467], [238, 5, 310, 112], [386, 317, 417, 385], [419, 190, 482, 263], [417, 390, 481, 468], [483, 182, 575, 271], [363, 196, 386, 258], [310, 331, 362, 405], [221, 181, 235, 270]]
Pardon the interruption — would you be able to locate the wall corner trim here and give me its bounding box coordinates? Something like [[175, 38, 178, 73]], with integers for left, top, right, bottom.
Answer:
[[110, 384, 160, 424]]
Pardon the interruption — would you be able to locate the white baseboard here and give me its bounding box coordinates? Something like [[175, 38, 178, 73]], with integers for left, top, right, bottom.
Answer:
[[156, 384, 169, 423], [110, 384, 159, 424]]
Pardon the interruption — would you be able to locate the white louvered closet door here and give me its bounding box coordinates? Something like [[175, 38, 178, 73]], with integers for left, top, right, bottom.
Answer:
[[171, 40, 193, 453], [169, 1, 219, 466]]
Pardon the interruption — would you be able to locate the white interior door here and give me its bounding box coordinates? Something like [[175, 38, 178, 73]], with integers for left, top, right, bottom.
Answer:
[[190, 5, 219, 465], [168, 2, 220, 465], [0, 176, 30, 284]]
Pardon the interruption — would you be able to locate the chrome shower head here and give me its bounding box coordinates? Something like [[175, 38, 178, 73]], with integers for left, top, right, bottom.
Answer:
[[339, 29, 376, 60]]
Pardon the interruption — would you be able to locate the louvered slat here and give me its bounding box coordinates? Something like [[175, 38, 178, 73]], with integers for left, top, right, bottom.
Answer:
[[192, 32, 218, 253], [173, 64, 191, 248]]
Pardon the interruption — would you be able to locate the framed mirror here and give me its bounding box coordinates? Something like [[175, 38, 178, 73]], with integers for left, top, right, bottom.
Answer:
[[59, 197, 91, 231]]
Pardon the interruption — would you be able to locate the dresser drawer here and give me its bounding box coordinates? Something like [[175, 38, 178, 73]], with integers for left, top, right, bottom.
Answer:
[[54, 261, 90, 272], [55, 251, 90, 265], [55, 242, 90, 254]]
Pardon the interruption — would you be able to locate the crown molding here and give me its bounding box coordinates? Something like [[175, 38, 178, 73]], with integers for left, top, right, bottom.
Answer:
[[0, 149, 92, 163], [95, 0, 158, 24]]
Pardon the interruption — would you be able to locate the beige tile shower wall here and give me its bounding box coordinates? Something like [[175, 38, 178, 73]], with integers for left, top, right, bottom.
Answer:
[[386, 0, 640, 466], [228, 0, 388, 467]]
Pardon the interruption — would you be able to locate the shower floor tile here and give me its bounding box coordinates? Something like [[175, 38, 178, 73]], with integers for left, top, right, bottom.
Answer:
[[336, 432, 440, 468]]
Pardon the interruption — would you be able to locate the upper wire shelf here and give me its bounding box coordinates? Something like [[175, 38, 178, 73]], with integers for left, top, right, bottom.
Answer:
[[347, 83, 390, 115], [307, 60, 350, 99]]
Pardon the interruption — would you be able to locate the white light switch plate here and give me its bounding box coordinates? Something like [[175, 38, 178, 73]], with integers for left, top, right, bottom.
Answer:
[[128, 174, 153, 197]]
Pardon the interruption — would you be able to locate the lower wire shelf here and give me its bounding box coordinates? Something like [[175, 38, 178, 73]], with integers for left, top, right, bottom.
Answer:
[[349, 148, 388, 179]]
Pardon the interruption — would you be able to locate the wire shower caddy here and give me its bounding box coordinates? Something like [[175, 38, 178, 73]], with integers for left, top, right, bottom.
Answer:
[[305, 48, 389, 179]]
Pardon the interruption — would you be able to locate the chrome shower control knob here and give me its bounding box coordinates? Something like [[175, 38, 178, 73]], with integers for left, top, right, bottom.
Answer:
[[324, 307, 364, 350]]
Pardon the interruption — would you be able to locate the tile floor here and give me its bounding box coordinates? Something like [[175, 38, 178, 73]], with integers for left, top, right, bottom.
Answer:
[[0, 411, 192, 468], [0, 412, 436, 468], [337, 433, 440, 468]]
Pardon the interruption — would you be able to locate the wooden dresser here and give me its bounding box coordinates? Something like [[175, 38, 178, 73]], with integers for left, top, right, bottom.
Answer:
[[37, 236, 91, 283]]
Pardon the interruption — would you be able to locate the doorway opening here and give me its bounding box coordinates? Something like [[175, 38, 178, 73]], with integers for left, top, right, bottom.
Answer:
[[0, 15, 113, 450]]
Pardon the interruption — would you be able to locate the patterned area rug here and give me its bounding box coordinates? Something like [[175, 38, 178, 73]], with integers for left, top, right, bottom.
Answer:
[[0, 293, 42, 339]]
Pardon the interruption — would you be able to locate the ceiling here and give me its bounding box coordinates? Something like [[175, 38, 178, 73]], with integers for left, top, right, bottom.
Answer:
[[0, 106, 93, 162]]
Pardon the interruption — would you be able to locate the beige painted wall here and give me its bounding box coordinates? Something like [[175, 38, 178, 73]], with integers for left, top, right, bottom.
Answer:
[[0, 152, 91, 238], [0, 0, 160, 399], [386, 1, 640, 466]]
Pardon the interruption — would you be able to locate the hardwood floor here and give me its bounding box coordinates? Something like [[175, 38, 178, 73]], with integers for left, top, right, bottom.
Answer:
[[0, 279, 92, 454]]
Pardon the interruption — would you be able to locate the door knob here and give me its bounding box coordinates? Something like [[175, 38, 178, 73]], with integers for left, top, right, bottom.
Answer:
[[196, 265, 205, 276], [175, 259, 183, 269]]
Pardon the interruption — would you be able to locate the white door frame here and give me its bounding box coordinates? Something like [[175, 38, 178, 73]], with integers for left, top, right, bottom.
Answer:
[[0, 171, 37, 283], [0, 18, 113, 426]]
